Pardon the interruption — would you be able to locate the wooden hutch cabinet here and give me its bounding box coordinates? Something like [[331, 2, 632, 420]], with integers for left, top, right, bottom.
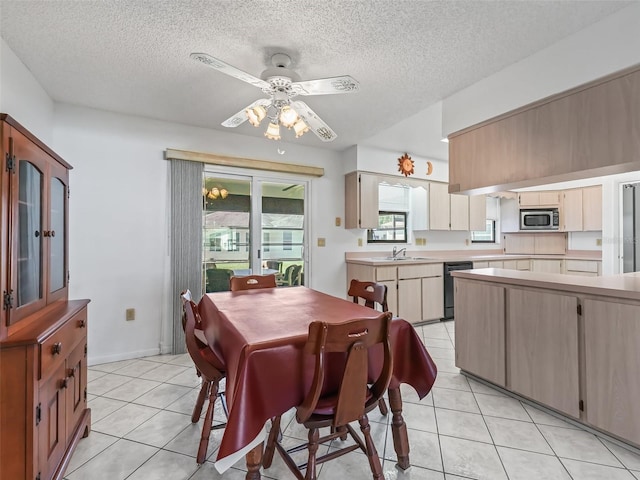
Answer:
[[1, 114, 90, 480]]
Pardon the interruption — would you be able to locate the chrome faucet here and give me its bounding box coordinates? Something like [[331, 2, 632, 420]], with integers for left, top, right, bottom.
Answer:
[[392, 247, 407, 258]]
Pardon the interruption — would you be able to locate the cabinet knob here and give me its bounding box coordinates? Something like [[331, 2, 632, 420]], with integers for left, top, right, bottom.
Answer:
[[52, 342, 62, 355], [50, 230, 55, 237], [77, 319, 86, 328], [42, 230, 50, 237], [34, 230, 40, 238], [60, 377, 69, 389], [67, 368, 75, 378]]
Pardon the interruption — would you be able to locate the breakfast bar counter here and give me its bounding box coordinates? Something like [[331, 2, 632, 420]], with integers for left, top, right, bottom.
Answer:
[[450, 268, 640, 450]]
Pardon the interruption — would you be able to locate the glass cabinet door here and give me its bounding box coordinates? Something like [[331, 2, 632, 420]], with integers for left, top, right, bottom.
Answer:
[[49, 176, 66, 293], [17, 160, 43, 308]]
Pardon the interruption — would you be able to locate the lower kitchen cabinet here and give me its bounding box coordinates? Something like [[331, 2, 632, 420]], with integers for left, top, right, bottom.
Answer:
[[507, 289, 580, 418], [422, 276, 444, 321], [583, 299, 640, 445], [454, 279, 506, 386], [564, 259, 600, 276], [531, 259, 564, 273], [398, 278, 422, 324]]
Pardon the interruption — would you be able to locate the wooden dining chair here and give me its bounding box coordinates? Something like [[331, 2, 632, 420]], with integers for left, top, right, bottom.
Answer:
[[229, 273, 277, 291], [348, 279, 390, 415], [263, 312, 393, 480], [180, 290, 227, 464]]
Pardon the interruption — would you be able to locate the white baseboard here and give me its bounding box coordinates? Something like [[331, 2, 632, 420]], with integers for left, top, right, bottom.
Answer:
[[87, 347, 160, 367], [159, 342, 173, 355]]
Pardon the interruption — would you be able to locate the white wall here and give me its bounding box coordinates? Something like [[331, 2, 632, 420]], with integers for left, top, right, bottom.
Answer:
[[442, 2, 640, 136], [0, 37, 54, 143]]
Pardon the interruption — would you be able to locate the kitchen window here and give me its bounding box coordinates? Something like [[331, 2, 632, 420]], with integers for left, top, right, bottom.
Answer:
[[367, 211, 407, 243], [471, 219, 496, 243]]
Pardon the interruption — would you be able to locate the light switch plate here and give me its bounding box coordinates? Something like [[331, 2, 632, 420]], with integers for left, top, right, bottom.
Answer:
[[335, 217, 341, 227], [596, 238, 602, 246], [317, 237, 326, 247], [357, 238, 363, 247], [126, 308, 135, 321]]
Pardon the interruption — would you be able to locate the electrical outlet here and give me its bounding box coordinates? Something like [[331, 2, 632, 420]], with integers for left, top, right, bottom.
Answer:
[[596, 238, 602, 246], [357, 238, 363, 247], [317, 237, 326, 247], [126, 308, 135, 321], [465, 238, 470, 246], [335, 217, 341, 227]]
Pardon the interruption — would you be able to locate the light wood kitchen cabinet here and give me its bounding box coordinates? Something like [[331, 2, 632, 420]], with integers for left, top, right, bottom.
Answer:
[[561, 188, 583, 232], [583, 299, 640, 446], [429, 182, 451, 230], [469, 195, 487, 231], [518, 191, 560, 207], [449, 66, 640, 194], [534, 233, 566, 254], [450, 193, 469, 230], [564, 259, 601, 276], [582, 185, 602, 231], [531, 259, 564, 273], [454, 279, 506, 386], [473, 261, 489, 268], [398, 263, 443, 322], [398, 278, 422, 324], [507, 289, 580, 417], [345, 171, 379, 229], [503, 234, 535, 254], [502, 259, 531, 270]]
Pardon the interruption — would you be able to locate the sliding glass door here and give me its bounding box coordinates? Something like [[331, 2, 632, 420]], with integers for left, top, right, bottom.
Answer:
[[202, 171, 308, 292]]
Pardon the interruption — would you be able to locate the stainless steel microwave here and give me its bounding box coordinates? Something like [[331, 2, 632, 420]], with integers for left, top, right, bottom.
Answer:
[[520, 208, 559, 230]]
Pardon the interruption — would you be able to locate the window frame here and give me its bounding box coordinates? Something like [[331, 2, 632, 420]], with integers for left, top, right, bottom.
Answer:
[[471, 219, 497, 244], [367, 211, 408, 244]]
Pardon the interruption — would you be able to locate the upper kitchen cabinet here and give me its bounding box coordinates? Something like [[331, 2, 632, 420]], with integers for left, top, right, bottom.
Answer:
[[561, 186, 602, 232], [518, 191, 560, 207], [430, 183, 486, 231], [449, 65, 640, 193], [561, 188, 583, 232], [345, 171, 379, 229], [582, 185, 603, 231]]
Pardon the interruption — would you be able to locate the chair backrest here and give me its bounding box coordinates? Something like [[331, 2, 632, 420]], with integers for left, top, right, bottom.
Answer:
[[296, 312, 393, 426], [180, 290, 225, 379], [206, 268, 233, 292], [230, 274, 277, 291], [266, 260, 282, 272], [348, 279, 388, 312], [290, 264, 303, 286]]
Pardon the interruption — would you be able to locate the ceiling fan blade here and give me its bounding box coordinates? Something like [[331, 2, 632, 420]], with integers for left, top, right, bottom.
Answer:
[[291, 101, 337, 142], [291, 75, 360, 96], [190, 53, 270, 89], [222, 98, 271, 127]]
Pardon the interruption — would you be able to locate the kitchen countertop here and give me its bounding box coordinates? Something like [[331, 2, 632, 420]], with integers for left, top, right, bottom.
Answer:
[[345, 251, 601, 266], [452, 268, 640, 301]]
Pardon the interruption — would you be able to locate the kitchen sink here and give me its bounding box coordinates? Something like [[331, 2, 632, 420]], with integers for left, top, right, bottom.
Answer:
[[382, 256, 433, 261]]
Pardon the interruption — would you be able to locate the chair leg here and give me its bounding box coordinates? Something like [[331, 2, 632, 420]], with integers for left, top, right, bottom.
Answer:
[[263, 416, 281, 469], [192, 379, 210, 423], [358, 415, 383, 480], [197, 380, 218, 464], [378, 398, 389, 416], [305, 427, 320, 480]]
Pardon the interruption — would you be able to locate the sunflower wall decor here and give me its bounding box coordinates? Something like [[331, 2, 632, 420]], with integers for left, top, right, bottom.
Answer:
[[397, 153, 414, 177]]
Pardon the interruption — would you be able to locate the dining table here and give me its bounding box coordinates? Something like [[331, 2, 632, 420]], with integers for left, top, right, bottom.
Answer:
[[199, 286, 438, 479]]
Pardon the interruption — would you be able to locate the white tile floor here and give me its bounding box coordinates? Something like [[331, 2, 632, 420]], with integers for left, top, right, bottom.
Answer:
[[64, 321, 640, 480]]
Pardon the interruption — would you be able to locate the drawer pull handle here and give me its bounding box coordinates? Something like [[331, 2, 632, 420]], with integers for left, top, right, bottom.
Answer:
[[52, 342, 63, 355], [78, 319, 86, 328]]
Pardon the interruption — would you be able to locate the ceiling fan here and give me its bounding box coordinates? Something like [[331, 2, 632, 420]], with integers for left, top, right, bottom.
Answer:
[[190, 52, 360, 142]]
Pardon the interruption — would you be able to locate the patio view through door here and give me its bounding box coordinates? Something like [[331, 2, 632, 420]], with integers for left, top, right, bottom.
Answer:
[[202, 171, 307, 292]]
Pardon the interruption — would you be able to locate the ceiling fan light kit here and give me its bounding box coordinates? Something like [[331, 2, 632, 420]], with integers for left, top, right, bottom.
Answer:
[[190, 52, 360, 142]]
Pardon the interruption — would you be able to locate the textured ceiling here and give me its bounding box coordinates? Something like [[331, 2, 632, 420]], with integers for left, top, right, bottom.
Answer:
[[0, 1, 631, 153]]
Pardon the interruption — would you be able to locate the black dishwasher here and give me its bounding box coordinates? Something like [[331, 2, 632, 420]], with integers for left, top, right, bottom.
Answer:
[[443, 262, 473, 320]]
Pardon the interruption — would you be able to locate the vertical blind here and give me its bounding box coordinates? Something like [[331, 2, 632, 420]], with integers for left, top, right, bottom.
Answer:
[[170, 159, 203, 354]]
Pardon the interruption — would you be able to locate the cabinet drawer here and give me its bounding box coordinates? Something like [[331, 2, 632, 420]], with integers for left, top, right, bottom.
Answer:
[[488, 261, 504, 268], [516, 260, 531, 270], [398, 263, 442, 279], [375, 267, 397, 282], [565, 260, 599, 273], [473, 261, 489, 269], [40, 310, 87, 381]]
